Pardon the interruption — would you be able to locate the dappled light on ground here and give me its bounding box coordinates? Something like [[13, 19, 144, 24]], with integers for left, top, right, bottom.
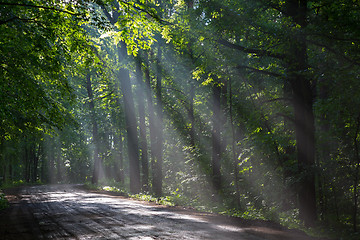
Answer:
[[0, 185, 319, 240]]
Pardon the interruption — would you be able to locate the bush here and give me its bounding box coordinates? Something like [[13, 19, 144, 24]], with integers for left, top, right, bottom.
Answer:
[[0, 192, 8, 210]]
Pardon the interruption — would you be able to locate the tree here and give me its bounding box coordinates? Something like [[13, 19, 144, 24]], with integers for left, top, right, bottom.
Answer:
[[135, 55, 149, 191], [85, 74, 103, 184], [211, 81, 222, 191], [152, 44, 164, 197], [284, 0, 317, 227], [100, 1, 141, 193]]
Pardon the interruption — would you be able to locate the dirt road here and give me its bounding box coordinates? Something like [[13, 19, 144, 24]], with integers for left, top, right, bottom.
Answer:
[[0, 185, 323, 240]]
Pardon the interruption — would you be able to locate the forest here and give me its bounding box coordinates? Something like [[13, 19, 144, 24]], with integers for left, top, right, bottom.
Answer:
[[0, 0, 359, 238]]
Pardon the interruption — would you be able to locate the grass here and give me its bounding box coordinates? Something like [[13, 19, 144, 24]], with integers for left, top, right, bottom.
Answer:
[[0, 180, 45, 211], [0, 180, 43, 189], [84, 181, 346, 239]]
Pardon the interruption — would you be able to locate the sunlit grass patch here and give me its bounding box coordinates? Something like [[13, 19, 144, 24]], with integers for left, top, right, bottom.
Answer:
[[278, 208, 301, 228], [84, 181, 128, 195], [221, 206, 267, 221], [102, 185, 122, 192], [130, 193, 175, 206]]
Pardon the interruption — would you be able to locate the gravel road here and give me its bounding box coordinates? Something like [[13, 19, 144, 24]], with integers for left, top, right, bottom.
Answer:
[[0, 185, 322, 240]]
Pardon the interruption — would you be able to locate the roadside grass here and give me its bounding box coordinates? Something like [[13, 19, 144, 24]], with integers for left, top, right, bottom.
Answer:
[[0, 191, 8, 210], [0, 180, 44, 211], [0, 180, 355, 239], [84, 181, 343, 239], [0, 180, 43, 189]]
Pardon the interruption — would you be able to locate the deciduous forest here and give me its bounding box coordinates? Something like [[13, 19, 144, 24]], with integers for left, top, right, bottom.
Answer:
[[1, 0, 360, 238]]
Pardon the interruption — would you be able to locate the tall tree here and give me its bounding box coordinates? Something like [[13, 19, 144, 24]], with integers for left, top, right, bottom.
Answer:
[[135, 55, 149, 191], [142, 52, 159, 194], [212, 81, 222, 191], [152, 45, 164, 197], [100, 1, 141, 193], [284, 0, 317, 226], [86, 74, 102, 184], [117, 41, 141, 193]]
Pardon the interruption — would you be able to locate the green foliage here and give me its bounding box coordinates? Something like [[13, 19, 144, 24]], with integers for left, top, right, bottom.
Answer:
[[0, 0, 92, 138], [0, 180, 25, 189], [0, 180, 43, 190], [0, 192, 8, 210]]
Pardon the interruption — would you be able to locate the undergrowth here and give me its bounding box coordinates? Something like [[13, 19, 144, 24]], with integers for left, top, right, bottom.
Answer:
[[0, 180, 45, 211], [0, 192, 8, 210], [83, 181, 345, 239], [0, 180, 43, 189]]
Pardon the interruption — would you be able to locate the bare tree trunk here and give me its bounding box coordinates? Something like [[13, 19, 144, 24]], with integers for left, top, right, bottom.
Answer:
[[229, 78, 241, 207], [285, 0, 317, 227], [113, 131, 125, 183], [100, 0, 141, 193], [135, 55, 149, 191], [117, 41, 141, 193], [143, 52, 158, 195], [24, 140, 30, 183], [353, 114, 360, 232], [212, 83, 222, 191], [86, 74, 102, 185], [152, 46, 164, 197], [188, 82, 196, 147]]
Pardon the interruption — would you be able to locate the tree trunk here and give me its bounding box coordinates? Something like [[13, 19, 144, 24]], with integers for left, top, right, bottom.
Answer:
[[135, 55, 149, 191], [113, 132, 125, 183], [353, 115, 360, 232], [86, 74, 102, 185], [212, 82, 222, 191], [285, 0, 317, 227], [56, 147, 62, 183], [24, 140, 30, 183], [318, 77, 331, 221], [49, 137, 56, 184], [100, 0, 140, 193], [229, 78, 241, 207], [188, 82, 196, 147], [117, 41, 141, 194], [290, 48, 317, 227], [32, 142, 41, 183], [143, 52, 159, 195], [152, 46, 164, 197]]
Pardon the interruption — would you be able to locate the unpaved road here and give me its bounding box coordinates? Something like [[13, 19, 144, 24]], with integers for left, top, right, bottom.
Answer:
[[0, 185, 324, 240]]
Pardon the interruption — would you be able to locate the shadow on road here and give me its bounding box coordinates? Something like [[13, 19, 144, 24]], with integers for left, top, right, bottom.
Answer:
[[0, 185, 325, 240]]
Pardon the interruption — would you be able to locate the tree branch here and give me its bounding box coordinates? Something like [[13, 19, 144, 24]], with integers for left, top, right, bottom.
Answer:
[[307, 33, 360, 42], [0, 16, 17, 25], [97, 0, 171, 26], [0, 16, 38, 25], [99, 3, 116, 24], [307, 39, 360, 67], [260, 97, 292, 104], [118, 0, 171, 25], [236, 65, 284, 78], [0, 2, 80, 15], [217, 39, 286, 59]]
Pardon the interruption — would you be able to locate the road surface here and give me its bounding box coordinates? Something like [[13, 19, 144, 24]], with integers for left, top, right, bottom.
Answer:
[[0, 185, 322, 240]]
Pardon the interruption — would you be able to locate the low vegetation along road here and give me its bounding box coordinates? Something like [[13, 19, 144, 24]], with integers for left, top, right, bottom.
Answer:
[[0, 185, 323, 240]]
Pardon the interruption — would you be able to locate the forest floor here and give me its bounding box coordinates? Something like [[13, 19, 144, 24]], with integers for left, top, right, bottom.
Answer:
[[0, 184, 332, 240]]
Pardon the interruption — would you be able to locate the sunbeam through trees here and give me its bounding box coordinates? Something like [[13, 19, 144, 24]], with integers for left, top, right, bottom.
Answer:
[[1, 0, 360, 238]]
